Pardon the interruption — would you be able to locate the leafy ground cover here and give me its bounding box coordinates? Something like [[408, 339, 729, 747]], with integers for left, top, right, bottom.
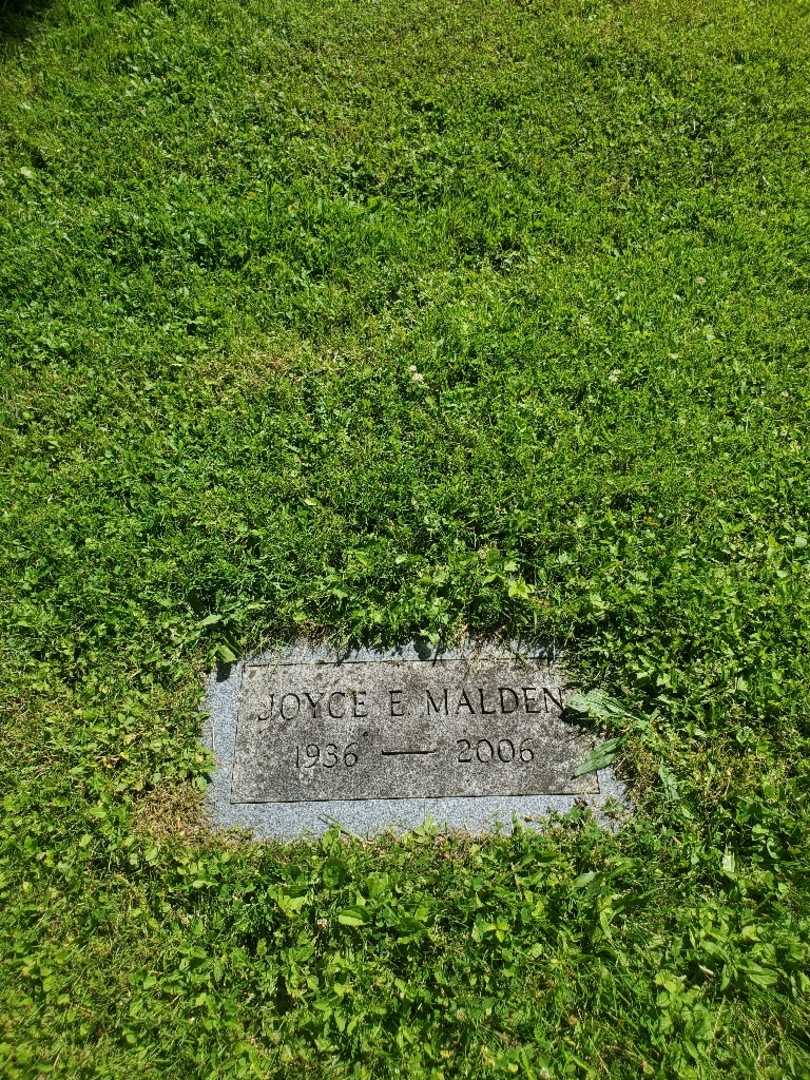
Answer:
[[1, 0, 809, 1074]]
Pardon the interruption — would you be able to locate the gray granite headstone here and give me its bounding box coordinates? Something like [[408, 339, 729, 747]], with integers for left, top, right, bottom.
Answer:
[[202, 642, 625, 839]]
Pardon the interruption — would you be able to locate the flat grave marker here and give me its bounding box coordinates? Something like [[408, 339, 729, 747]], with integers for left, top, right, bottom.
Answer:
[[204, 643, 624, 838]]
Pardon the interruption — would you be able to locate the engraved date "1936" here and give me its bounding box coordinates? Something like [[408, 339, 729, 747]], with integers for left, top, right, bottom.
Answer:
[[295, 743, 359, 769]]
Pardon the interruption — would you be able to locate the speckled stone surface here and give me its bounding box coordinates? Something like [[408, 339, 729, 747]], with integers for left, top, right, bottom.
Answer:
[[201, 642, 626, 839]]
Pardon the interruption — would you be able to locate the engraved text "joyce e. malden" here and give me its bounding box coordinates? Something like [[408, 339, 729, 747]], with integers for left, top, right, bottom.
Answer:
[[251, 684, 564, 723]]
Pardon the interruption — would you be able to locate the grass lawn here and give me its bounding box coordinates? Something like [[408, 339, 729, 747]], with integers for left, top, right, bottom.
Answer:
[[1, 0, 809, 1074]]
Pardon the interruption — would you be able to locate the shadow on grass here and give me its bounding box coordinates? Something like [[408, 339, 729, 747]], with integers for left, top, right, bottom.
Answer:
[[0, 0, 53, 52]]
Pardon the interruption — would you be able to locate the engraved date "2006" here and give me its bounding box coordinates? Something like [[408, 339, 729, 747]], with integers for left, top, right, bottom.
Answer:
[[456, 738, 534, 764]]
